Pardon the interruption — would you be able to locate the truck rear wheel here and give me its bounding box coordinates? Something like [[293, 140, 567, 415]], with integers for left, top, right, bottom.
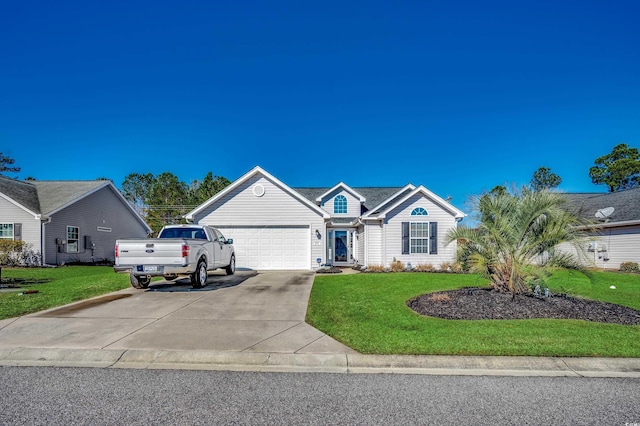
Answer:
[[225, 254, 236, 275], [191, 260, 207, 288], [130, 274, 150, 289]]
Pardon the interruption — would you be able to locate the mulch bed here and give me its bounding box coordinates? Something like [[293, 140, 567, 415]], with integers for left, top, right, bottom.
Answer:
[[407, 288, 640, 326]]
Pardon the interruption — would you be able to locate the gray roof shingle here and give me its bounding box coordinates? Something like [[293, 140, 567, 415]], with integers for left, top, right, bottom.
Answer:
[[0, 176, 41, 214], [0, 177, 108, 216], [565, 187, 640, 223], [30, 180, 107, 214]]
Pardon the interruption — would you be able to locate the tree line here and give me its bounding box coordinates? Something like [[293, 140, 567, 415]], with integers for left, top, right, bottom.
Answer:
[[121, 172, 231, 234], [0, 142, 639, 234]]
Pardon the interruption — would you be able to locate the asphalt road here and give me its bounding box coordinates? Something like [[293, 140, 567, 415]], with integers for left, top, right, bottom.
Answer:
[[1, 367, 639, 425]]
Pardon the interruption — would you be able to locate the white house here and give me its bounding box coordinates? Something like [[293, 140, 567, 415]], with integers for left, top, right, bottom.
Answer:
[[185, 166, 466, 270], [567, 187, 640, 270], [0, 176, 151, 265]]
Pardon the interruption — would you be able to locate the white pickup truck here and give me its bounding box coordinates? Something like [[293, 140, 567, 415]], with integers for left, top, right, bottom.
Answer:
[[114, 224, 235, 289]]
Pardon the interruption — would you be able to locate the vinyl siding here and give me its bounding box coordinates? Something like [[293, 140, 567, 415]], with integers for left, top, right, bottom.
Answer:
[[584, 225, 640, 270], [0, 197, 41, 255], [320, 189, 361, 217], [194, 174, 326, 269], [383, 193, 458, 268], [364, 222, 383, 265], [356, 225, 365, 265], [43, 186, 149, 265]]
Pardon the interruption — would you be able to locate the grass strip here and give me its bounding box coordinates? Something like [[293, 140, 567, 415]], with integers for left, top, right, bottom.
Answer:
[[0, 266, 130, 320]]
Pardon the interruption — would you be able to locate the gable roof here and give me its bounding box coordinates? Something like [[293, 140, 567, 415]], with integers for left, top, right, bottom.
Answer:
[[31, 180, 109, 215], [363, 185, 467, 220], [314, 182, 366, 203], [565, 187, 640, 226], [0, 177, 151, 232], [185, 166, 331, 220], [295, 186, 405, 212], [0, 176, 41, 215]]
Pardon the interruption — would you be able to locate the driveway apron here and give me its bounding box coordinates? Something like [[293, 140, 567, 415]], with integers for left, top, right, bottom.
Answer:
[[0, 270, 355, 355]]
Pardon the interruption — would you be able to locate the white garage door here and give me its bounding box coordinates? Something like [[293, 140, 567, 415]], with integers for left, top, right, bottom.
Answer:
[[216, 226, 310, 270]]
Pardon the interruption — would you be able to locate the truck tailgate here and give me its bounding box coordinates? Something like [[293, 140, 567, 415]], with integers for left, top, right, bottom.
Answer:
[[116, 239, 188, 266]]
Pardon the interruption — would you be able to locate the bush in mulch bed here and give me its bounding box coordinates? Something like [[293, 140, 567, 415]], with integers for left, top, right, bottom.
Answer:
[[408, 287, 640, 326], [315, 266, 343, 274]]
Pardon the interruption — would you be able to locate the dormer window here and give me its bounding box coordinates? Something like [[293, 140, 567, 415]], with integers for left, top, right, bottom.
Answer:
[[411, 207, 428, 216], [334, 195, 347, 214]]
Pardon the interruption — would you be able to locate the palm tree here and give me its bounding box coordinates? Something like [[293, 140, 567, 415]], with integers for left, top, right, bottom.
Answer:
[[446, 189, 592, 297]]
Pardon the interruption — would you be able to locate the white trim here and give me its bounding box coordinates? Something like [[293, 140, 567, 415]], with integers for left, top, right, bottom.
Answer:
[[316, 182, 366, 203], [185, 166, 330, 220]]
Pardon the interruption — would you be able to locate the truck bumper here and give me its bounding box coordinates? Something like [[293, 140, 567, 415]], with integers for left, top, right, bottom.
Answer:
[[114, 265, 194, 276]]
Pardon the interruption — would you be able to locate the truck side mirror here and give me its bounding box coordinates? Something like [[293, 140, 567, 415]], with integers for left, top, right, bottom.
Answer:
[[226, 239, 233, 244]]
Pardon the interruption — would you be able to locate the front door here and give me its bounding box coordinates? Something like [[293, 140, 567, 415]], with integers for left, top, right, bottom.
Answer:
[[328, 229, 354, 265]]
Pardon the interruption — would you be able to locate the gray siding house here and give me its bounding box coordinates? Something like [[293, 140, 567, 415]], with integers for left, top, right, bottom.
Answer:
[[186, 166, 466, 270], [0, 177, 151, 265], [567, 188, 640, 270]]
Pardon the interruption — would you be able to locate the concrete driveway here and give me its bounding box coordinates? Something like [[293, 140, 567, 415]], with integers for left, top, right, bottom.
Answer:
[[0, 270, 355, 354]]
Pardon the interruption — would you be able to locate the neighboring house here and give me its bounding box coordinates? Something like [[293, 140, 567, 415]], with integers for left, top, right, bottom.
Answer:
[[566, 187, 640, 270], [185, 166, 466, 270], [0, 176, 151, 265]]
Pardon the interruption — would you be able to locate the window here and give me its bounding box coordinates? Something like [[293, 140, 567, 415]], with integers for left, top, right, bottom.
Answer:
[[410, 222, 429, 254], [334, 195, 347, 214], [402, 222, 438, 255], [67, 226, 79, 253], [411, 207, 428, 216], [0, 224, 14, 240]]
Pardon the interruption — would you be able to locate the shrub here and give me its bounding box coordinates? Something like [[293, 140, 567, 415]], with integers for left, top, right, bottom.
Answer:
[[389, 260, 405, 272], [619, 262, 640, 274], [439, 261, 452, 272], [0, 240, 41, 267], [414, 263, 435, 272], [450, 262, 464, 273], [366, 264, 386, 273]]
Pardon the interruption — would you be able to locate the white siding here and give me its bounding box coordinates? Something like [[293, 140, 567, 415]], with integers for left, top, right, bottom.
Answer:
[[586, 225, 640, 270], [194, 174, 326, 269], [320, 189, 361, 217], [383, 193, 458, 268], [44, 186, 149, 265], [356, 225, 365, 265], [557, 225, 640, 270], [0, 197, 41, 256], [364, 222, 383, 265]]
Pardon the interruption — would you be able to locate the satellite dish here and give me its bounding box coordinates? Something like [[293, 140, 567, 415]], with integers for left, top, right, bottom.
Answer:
[[595, 207, 615, 219]]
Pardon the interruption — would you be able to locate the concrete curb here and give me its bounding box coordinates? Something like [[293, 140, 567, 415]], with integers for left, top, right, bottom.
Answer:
[[1, 348, 639, 377]]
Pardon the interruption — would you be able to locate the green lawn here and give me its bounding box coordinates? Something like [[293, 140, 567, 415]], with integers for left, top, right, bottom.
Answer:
[[0, 266, 130, 320], [307, 270, 640, 357]]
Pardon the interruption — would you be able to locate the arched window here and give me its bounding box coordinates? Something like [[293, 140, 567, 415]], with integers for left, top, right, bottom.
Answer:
[[334, 195, 347, 214], [411, 207, 428, 216]]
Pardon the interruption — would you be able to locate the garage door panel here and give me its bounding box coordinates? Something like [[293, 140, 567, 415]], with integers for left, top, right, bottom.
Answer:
[[215, 226, 310, 270]]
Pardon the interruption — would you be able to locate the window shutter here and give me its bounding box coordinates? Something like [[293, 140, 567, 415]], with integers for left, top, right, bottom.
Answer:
[[429, 222, 437, 254], [402, 222, 410, 254], [14, 223, 22, 241]]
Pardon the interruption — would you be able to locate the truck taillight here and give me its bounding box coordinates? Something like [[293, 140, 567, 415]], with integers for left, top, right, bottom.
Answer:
[[115, 244, 119, 258], [182, 244, 189, 258]]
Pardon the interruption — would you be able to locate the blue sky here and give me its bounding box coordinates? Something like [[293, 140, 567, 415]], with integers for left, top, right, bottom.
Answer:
[[1, 0, 639, 215]]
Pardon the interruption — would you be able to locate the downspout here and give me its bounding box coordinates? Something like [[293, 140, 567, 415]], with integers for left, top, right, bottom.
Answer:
[[38, 215, 51, 266]]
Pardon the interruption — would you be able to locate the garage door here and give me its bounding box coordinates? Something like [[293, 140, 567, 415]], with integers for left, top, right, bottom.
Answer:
[[216, 226, 310, 270]]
